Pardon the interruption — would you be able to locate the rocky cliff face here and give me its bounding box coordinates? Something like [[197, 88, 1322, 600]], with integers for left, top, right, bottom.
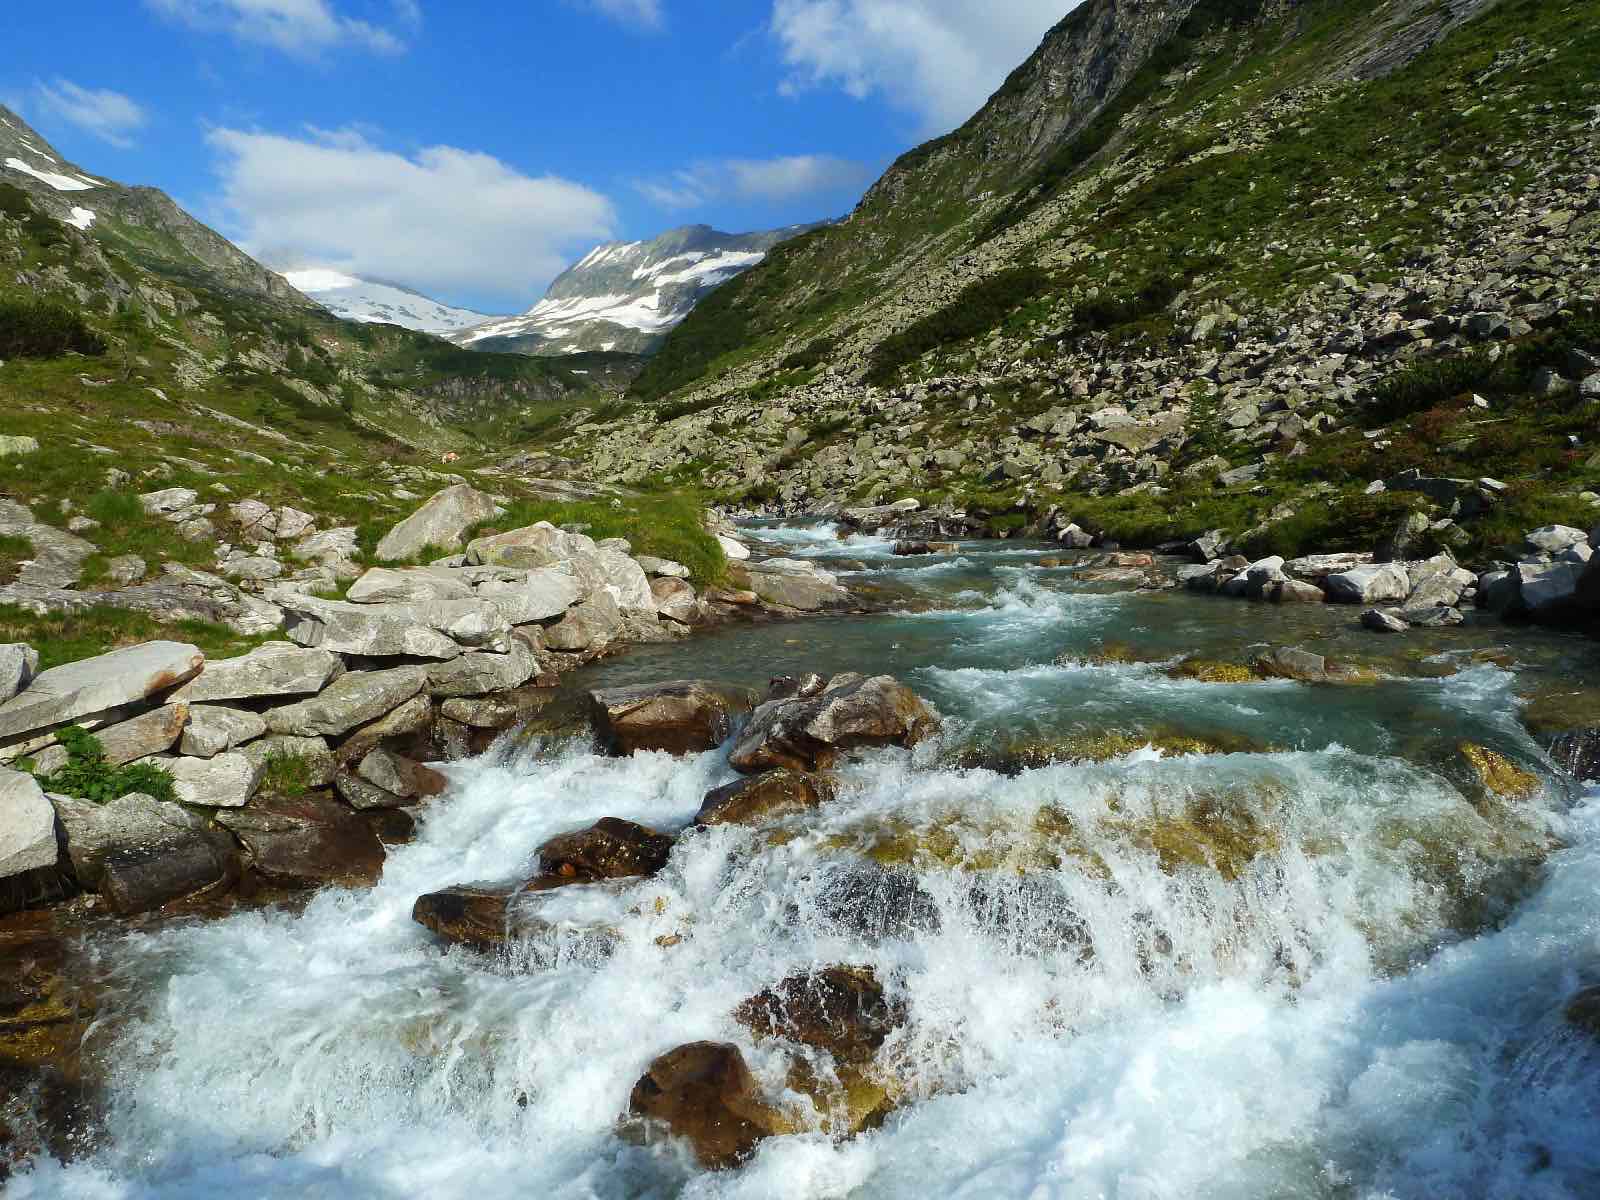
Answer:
[[453, 224, 818, 357], [0, 106, 310, 308]]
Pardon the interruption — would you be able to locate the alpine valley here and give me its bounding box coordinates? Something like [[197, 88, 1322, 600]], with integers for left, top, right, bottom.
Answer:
[[2, 1, 1600, 1198]]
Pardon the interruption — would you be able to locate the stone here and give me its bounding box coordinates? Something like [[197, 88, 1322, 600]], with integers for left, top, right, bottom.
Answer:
[[1252, 646, 1333, 681], [695, 770, 833, 827], [0, 642, 203, 744], [334, 771, 407, 811], [466, 522, 596, 569], [375, 485, 500, 561], [1178, 562, 1224, 592], [1514, 562, 1583, 616], [589, 681, 758, 756], [265, 665, 429, 738], [221, 556, 283, 582], [747, 567, 850, 612], [346, 567, 473, 605], [538, 817, 674, 881], [1525, 525, 1589, 556], [626, 1042, 785, 1170], [1377, 510, 1433, 563], [279, 597, 460, 660], [1459, 743, 1540, 801], [0, 435, 39, 457], [172, 642, 341, 704], [650, 576, 701, 624], [1058, 524, 1095, 550], [49, 792, 204, 887], [1324, 564, 1411, 605], [734, 965, 905, 1065], [357, 748, 447, 801], [1188, 530, 1228, 562], [474, 568, 581, 624], [215, 792, 385, 887], [102, 555, 145, 586], [241, 735, 337, 788], [180, 706, 266, 758], [729, 674, 940, 774], [0, 644, 39, 703], [544, 591, 624, 651], [88, 704, 189, 766], [1405, 555, 1472, 609], [426, 640, 537, 699], [1274, 579, 1326, 603], [138, 487, 198, 516], [409, 598, 512, 650], [161, 751, 264, 808], [715, 533, 751, 561], [0, 768, 57, 878], [1361, 608, 1411, 633], [335, 693, 435, 766], [637, 556, 690, 579], [594, 550, 656, 614], [412, 884, 516, 950], [97, 831, 240, 915], [1284, 552, 1372, 580], [1402, 605, 1465, 627]]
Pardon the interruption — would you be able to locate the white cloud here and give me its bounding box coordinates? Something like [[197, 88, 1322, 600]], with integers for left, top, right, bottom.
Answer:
[[206, 126, 616, 307], [770, 0, 1077, 133], [146, 0, 421, 56], [32, 80, 149, 149], [579, 0, 664, 30], [637, 154, 869, 209]]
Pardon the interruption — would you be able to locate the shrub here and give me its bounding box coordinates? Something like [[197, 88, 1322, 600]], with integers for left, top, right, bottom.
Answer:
[[1367, 353, 1499, 424], [36, 726, 178, 805], [0, 298, 107, 359], [781, 335, 839, 372], [866, 267, 1055, 386]]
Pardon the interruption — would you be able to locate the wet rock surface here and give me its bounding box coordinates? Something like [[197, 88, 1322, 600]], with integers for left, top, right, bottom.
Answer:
[[589, 680, 758, 756], [729, 674, 940, 773]]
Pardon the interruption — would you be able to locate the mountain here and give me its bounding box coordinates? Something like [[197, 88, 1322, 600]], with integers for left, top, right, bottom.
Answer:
[[549, 0, 1600, 564], [0, 105, 309, 307], [284, 269, 500, 336], [452, 224, 819, 357]]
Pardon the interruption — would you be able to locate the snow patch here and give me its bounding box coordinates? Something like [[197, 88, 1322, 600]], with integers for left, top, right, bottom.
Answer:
[[4, 157, 97, 192], [65, 207, 96, 230]]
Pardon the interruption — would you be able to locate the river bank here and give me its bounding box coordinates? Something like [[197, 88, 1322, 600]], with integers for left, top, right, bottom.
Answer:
[[4, 518, 1600, 1197]]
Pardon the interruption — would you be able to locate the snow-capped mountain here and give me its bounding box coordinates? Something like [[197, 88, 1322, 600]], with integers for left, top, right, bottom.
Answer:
[[451, 224, 817, 356], [283, 269, 499, 335]]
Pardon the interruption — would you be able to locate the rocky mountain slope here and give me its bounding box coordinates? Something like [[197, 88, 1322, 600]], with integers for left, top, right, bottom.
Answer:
[[284, 269, 499, 336], [453, 224, 819, 357], [551, 0, 1597, 579]]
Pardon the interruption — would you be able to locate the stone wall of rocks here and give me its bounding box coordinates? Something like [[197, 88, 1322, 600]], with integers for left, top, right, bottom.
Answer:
[[0, 488, 857, 914]]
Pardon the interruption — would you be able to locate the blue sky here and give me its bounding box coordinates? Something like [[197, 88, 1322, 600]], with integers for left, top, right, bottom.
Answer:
[[4, 1, 1075, 313]]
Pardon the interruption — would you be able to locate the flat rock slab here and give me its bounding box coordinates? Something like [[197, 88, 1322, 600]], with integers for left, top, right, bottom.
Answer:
[[1325, 564, 1411, 605], [474, 568, 582, 625], [162, 751, 264, 808], [173, 642, 341, 705], [426, 641, 536, 699], [347, 567, 474, 605], [695, 769, 833, 827], [181, 706, 267, 758], [0, 768, 58, 878], [266, 666, 429, 738], [98, 831, 240, 915], [281, 597, 461, 661], [0, 641, 203, 744], [589, 680, 758, 756], [51, 792, 205, 887]]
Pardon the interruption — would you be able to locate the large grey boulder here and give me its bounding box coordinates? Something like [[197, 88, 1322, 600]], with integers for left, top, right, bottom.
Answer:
[[426, 639, 537, 698], [347, 567, 474, 605], [0, 641, 203, 743], [1515, 561, 1583, 615], [280, 597, 461, 660], [466, 522, 597, 569], [594, 550, 655, 614], [161, 752, 264, 808], [335, 693, 434, 766], [173, 642, 341, 704], [1404, 555, 1474, 609], [475, 568, 582, 625], [747, 564, 850, 612], [1361, 608, 1410, 633], [356, 748, 447, 802], [0, 643, 38, 703], [180, 706, 267, 758], [409, 598, 511, 650], [1324, 564, 1411, 605], [76, 704, 189, 768], [545, 591, 625, 651], [375, 485, 501, 562], [651, 577, 701, 624], [1284, 552, 1373, 580], [1525, 525, 1589, 556], [265, 665, 429, 738], [729, 674, 940, 773], [50, 792, 204, 887], [97, 831, 240, 914], [0, 767, 57, 878]]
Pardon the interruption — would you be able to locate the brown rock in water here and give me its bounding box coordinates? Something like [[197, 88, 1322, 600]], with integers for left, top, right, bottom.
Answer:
[[734, 965, 905, 1066], [538, 817, 674, 881], [412, 884, 515, 950], [729, 674, 940, 774], [695, 770, 833, 827], [98, 832, 241, 915], [215, 792, 385, 888], [626, 1041, 789, 1169], [588, 681, 757, 756]]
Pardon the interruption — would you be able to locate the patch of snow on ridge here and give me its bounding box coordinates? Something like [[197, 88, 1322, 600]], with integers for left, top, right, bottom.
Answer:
[[66, 207, 96, 230], [282, 268, 496, 335], [283, 268, 363, 293], [4, 157, 96, 192]]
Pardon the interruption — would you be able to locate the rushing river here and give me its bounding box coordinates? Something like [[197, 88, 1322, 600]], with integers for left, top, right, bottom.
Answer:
[[15, 524, 1600, 1199]]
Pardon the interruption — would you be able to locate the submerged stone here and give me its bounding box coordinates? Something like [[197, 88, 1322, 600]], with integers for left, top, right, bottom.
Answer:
[[734, 965, 905, 1066], [537, 817, 674, 882], [625, 1041, 792, 1170], [695, 769, 833, 826]]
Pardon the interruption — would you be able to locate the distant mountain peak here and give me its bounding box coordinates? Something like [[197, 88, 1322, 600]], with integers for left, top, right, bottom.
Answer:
[[452, 222, 825, 357], [283, 269, 498, 335]]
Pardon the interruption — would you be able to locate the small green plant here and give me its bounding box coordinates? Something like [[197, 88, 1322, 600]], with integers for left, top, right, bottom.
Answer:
[[36, 726, 178, 805], [259, 750, 314, 798]]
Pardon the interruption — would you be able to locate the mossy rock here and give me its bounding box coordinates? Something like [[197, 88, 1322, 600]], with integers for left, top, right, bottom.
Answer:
[[1169, 658, 1259, 684], [1111, 788, 1284, 882], [1459, 743, 1541, 802], [947, 726, 1268, 774]]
